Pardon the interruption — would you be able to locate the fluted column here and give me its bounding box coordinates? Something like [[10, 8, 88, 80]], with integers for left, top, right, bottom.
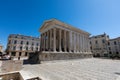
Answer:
[[53, 28, 56, 52], [64, 30, 66, 52], [59, 29, 62, 52], [48, 31, 50, 51], [76, 33, 78, 52], [86, 36, 88, 52], [45, 32, 47, 51], [69, 31, 72, 52], [43, 33, 45, 51], [79, 34, 81, 52], [46, 31, 49, 51], [80, 34, 82, 52], [40, 34, 43, 51], [77, 33, 79, 52], [84, 36, 87, 52], [50, 29, 52, 51], [74, 32, 76, 52], [72, 32, 74, 52], [87, 37, 90, 52], [82, 35, 85, 52]]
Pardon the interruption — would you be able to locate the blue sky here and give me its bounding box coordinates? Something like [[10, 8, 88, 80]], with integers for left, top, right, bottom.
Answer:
[[0, 0, 120, 49]]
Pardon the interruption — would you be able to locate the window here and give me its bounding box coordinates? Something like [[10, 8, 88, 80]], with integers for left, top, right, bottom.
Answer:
[[20, 46, 22, 50], [21, 41, 23, 44], [90, 46, 92, 50], [26, 47, 28, 50], [32, 47, 33, 51], [11, 52, 16, 56], [13, 46, 16, 50], [114, 41, 117, 45], [25, 52, 28, 56], [19, 52, 22, 56], [108, 42, 110, 45], [32, 42, 34, 46], [26, 41, 29, 45], [102, 39, 105, 43], [95, 40, 98, 44], [14, 40, 17, 44], [116, 52, 119, 54], [90, 41, 91, 44], [101, 35, 104, 37], [36, 43, 39, 46], [109, 47, 111, 50], [9, 40, 11, 44], [109, 52, 112, 54], [7, 46, 10, 50], [36, 47, 38, 51]]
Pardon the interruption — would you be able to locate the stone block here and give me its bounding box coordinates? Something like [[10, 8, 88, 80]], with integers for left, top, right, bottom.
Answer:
[[39, 52, 93, 61]]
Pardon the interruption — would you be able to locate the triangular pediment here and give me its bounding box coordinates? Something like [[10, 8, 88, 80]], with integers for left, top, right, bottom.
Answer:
[[39, 19, 56, 32], [39, 19, 90, 35]]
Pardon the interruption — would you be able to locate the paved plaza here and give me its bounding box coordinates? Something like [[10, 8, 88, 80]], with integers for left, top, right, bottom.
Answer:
[[20, 58, 120, 80]]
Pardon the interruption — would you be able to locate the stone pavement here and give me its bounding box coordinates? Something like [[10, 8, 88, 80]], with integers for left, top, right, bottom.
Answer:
[[20, 58, 120, 80]]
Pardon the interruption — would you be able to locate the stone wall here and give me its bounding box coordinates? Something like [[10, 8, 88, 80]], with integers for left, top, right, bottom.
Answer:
[[0, 72, 23, 80], [0, 60, 23, 73], [39, 53, 93, 61]]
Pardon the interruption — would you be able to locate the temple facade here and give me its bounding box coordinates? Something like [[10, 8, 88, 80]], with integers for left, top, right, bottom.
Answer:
[[39, 19, 92, 61]]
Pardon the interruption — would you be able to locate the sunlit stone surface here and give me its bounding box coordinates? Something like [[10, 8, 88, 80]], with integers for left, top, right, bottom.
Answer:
[[20, 58, 120, 80]]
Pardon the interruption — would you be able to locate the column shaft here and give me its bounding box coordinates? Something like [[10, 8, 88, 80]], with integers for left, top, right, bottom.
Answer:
[[50, 29, 52, 51], [77, 33, 80, 52], [43, 33, 45, 51], [82, 35, 85, 52], [53, 28, 56, 52], [40, 34, 42, 51], [64, 30, 66, 52], [79, 34, 81, 52], [74, 32, 76, 52], [69, 31, 72, 52], [46, 31, 49, 51], [59, 29, 62, 52]]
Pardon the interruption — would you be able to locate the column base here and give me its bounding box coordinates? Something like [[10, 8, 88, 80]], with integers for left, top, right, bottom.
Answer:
[[39, 52, 93, 61]]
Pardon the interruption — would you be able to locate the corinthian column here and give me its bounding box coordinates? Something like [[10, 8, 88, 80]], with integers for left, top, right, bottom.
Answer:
[[53, 28, 56, 52], [43, 33, 45, 51], [50, 29, 52, 51], [69, 31, 72, 52], [64, 30, 66, 52], [59, 29, 62, 52], [74, 32, 76, 53], [40, 34, 42, 51]]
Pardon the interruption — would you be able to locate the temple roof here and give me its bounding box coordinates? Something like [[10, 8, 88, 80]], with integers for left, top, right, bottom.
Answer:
[[39, 19, 90, 35]]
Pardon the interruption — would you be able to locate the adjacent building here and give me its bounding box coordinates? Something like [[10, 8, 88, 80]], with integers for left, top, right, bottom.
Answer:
[[0, 45, 3, 52], [89, 33, 109, 57], [39, 19, 92, 61], [6, 34, 40, 58], [107, 37, 120, 58]]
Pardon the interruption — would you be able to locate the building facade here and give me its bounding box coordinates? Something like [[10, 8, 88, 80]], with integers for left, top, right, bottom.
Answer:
[[107, 37, 120, 58], [6, 34, 40, 58], [89, 33, 109, 57], [0, 45, 3, 52], [39, 19, 92, 61]]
